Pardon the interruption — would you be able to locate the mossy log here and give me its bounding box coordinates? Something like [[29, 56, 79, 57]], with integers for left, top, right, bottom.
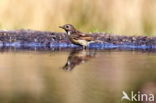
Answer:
[[0, 29, 156, 49]]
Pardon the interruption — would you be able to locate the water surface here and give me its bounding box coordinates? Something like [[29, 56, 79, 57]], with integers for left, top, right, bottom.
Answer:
[[0, 49, 155, 103]]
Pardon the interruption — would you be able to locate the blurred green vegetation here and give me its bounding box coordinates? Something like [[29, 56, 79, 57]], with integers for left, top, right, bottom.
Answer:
[[0, 0, 156, 35]]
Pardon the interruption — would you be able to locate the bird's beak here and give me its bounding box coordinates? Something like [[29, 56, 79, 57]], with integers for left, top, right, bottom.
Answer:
[[59, 26, 64, 29]]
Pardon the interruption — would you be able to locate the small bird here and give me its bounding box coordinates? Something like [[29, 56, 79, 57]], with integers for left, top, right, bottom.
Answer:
[[59, 24, 94, 49]]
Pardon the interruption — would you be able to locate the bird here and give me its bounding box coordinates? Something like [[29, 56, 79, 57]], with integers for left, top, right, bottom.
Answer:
[[59, 24, 95, 49]]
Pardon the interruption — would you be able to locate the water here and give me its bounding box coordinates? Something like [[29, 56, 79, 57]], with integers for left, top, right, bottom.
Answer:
[[0, 49, 155, 103]]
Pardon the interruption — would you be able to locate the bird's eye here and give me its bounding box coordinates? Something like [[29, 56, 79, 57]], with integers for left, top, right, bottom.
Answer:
[[66, 25, 69, 28]]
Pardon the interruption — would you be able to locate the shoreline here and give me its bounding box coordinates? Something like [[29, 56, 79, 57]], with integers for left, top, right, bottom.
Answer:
[[0, 29, 156, 49]]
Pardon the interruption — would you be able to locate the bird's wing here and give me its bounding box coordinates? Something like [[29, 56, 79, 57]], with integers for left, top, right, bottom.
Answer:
[[78, 33, 94, 41], [79, 36, 94, 41], [78, 33, 86, 36]]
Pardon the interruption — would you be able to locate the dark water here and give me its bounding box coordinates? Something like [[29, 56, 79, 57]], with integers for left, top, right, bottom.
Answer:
[[0, 49, 155, 103]]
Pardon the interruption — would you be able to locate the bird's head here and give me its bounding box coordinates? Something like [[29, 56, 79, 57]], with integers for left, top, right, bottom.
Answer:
[[59, 24, 76, 34]]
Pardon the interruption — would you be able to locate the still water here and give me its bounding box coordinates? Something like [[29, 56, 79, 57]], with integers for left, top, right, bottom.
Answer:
[[0, 49, 155, 103]]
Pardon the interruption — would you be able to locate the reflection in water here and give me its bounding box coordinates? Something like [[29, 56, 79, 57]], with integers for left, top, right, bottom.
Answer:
[[62, 49, 96, 71]]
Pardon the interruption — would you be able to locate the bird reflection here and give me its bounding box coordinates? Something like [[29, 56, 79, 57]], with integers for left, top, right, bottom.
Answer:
[[62, 49, 96, 71]]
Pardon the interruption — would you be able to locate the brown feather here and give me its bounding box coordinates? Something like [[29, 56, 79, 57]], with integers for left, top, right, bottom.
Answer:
[[59, 24, 95, 48], [79, 36, 94, 41]]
